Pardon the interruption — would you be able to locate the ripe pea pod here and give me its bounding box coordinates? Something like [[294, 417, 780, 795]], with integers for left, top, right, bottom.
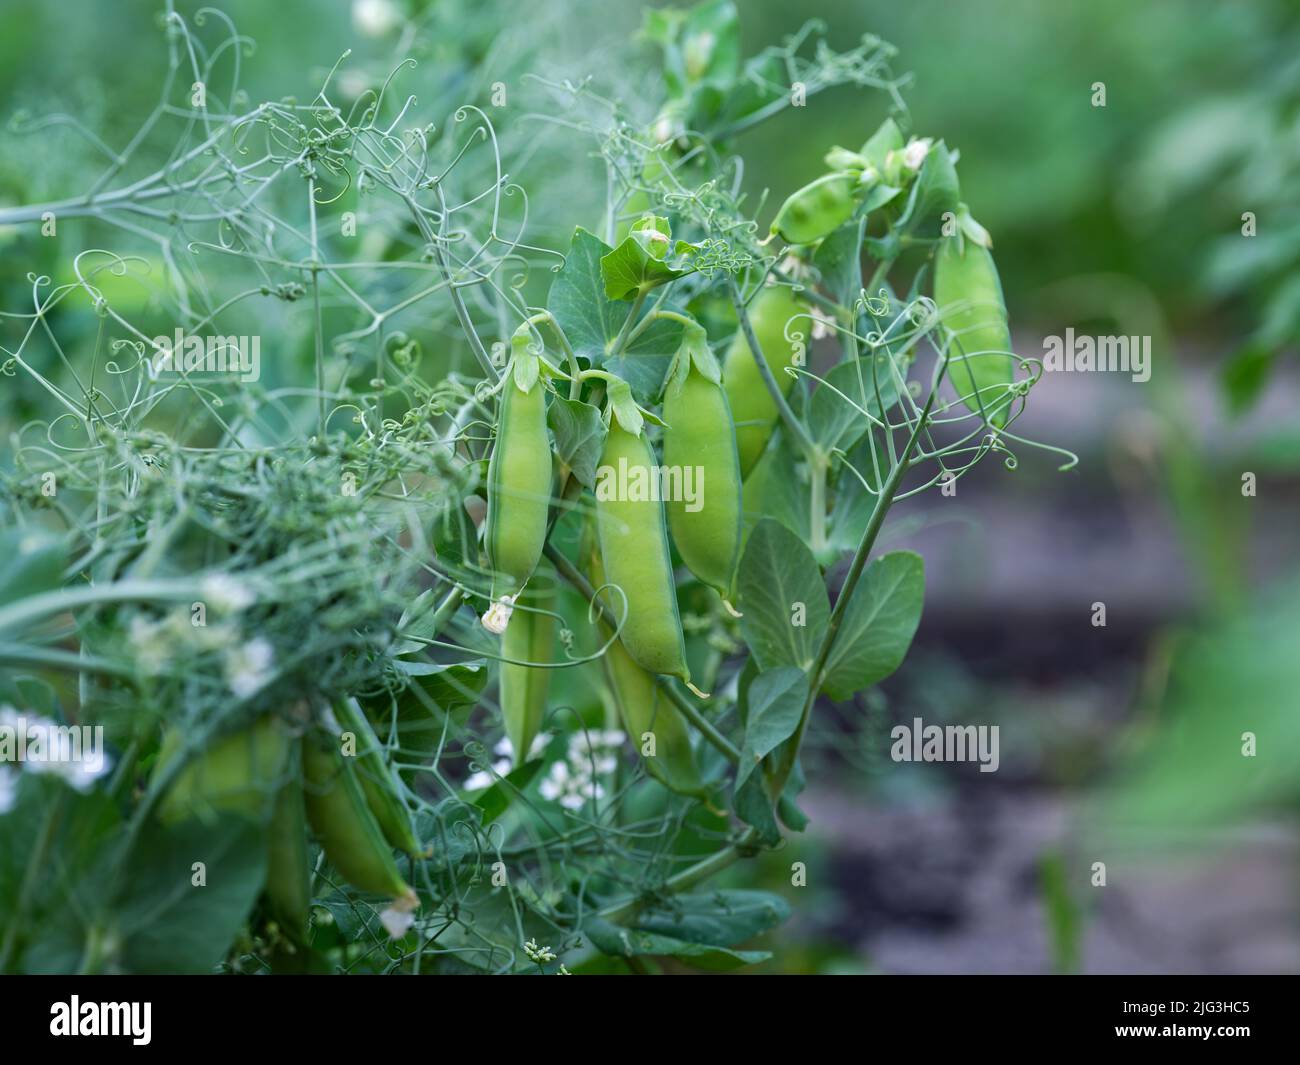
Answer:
[[722, 281, 804, 477], [483, 348, 552, 624], [265, 741, 312, 942], [661, 325, 742, 602], [584, 526, 706, 799], [498, 562, 557, 767], [302, 732, 418, 907], [593, 419, 693, 684], [154, 714, 290, 824], [933, 232, 1015, 428], [331, 698, 424, 857], [770, 172, 858, 246]]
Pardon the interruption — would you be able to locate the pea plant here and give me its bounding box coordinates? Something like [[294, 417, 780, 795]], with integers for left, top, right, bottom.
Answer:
[[0, 0, 1066, 974]]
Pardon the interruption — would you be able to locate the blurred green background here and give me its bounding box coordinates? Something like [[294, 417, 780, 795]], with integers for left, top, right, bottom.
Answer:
[[2, 0, 1297, 974]]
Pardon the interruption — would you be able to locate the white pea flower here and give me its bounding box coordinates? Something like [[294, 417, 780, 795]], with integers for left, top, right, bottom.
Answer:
[[225, 637, 274, 698], [201, 574, 255, 613], [902, 137, 932, 171], [352, 0, 400, 38], [380, 904, 417, 939], [480, 595, 516, 635]]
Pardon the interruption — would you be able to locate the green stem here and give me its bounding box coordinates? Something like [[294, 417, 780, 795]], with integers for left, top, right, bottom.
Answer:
[[608, 290, 647, 358], [773, 380, 940, 795], [598, 828, 757, 923], [0, 578, 203, 634]]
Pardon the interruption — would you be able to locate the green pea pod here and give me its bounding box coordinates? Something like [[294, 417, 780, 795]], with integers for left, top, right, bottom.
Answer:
[[662, 362, 742, 601], [933, 236, 1015, 428], [302, 734, 417, 906], [498, 564, 557, 766], [332, 698, 423, 857], [155, 715, 290, 824], [723, 283, 804, 477], [584, 527, 706, 798], [770, 173, 857, 245], [594, 423, 691, 682], [265, 741, 312, 943], [484, 369, 552, 604]]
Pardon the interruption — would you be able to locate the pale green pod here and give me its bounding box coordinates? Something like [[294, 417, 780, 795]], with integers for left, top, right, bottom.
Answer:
[[722, 283, 803, 477], [302, 736, 417, 905], [332, 698, 423, 857], [586, 530, 706, 798], [594, 424, 690, 681], [155, 715, 290, 825], [265, 742, 312, 942], [933, 236, 1015, 428], [770, 172, 858, 245], [663, 365, 742, 600], [499, 565, 557, 767], [484, 373, 552, 603]]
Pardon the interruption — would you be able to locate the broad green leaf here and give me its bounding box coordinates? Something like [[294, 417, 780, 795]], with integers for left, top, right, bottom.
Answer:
[[810, 354, 904, 454], [733, 666, 807, 845], [741, 443, 809, 546], [547, 396, 607, 488], [116, 815, 268, 974], [736, 667, 807, 790], [822, 551, 925, 701], [632, 888, 791, 947], [0, 530, 66, 618], [473, 759, 544, 825], [584, 918, 769, 969], [737, 519, 828, 672], [547, 227, 683, 400], [905, 140, 961, 237]]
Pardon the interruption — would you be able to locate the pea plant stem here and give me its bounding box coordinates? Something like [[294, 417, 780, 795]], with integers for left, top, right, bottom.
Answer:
[[773, 381, 940, 796], [541, 543, 742, 766], [0, 578, 203, 635], [598, 828, 758, 923]]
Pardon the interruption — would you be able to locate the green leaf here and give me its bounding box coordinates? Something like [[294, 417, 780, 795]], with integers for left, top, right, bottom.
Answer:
[[547, 227, 683, 400], [547, 397, 607, 488], [860, 117, 904, 171], [1220, 342, 1278, 416], [822, 551, 925, 701], [600, 216, 687, 301], [0, 531, 66, 618], [810, 354, 904, 454], [904, 141, 960, 236], [738, 519, 828, 672], [584, 918, 768, 969], [473, 759, 544, 824], [632, 888, 791, 947], [733, 666, 808, 844], [741, 443, 809, 547], [116, 815, 268, 974], [1039, 849, 1082, 973]]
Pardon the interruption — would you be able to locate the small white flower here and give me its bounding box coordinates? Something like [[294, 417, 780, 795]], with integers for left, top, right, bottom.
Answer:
[[379, 904, 417, 939], [352, 0, 400, 38], [0, 765, 17, 814], [129, 615, 168, 675], [225, 637, 274, 698], [480, 595, 516, 635], [201, 574, 255, 613], [902, 137, 932, 171], [810, 306, 836, 341]]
